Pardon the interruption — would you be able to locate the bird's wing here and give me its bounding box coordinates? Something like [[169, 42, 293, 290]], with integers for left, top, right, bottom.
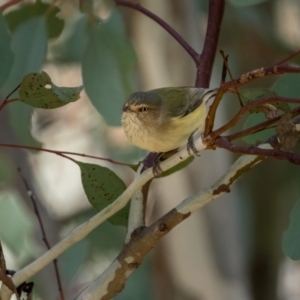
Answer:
[[152, 87, 217, 119]]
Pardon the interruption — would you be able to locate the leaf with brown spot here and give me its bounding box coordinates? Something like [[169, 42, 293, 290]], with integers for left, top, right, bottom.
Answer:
[[76, 161, 129, 227], [19, 71, 83, 109], [240, 88, 291, 116]]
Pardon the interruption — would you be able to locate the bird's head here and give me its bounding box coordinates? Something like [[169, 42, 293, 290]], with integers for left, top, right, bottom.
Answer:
[[122, 91, 163, 127]]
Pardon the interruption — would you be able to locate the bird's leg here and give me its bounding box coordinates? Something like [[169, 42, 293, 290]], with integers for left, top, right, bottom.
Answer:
[[187, 130, 201, 156], [153, 152, 164, 176]]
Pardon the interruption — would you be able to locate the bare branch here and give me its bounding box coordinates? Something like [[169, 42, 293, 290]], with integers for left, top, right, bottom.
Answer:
[[115, 0, 199, 62], [196, 0, 225, 87]]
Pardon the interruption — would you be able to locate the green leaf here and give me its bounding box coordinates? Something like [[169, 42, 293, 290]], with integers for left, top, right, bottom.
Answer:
[[271, 74, 300, 100], [0, 193, 34, 257], [5, 0, 64, 39], [240, 88, 291, 114], [0, 154, 13, 183], [159, 156, 194, 177], [2, 16, 48, 148], [101, 11, 137, 95], [3, 17, 47, 90], [0, 12, 14, 88], [242, 112, 276, 144], [282, 199, 300, 260], [76, 161, 129, 227], [53, 14, 90, 62], [19, 71, 83, 109], [82, 11, 137, 126]]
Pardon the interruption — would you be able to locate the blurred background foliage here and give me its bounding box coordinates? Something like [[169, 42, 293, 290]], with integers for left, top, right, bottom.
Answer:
[[1, 0, 300, 299]]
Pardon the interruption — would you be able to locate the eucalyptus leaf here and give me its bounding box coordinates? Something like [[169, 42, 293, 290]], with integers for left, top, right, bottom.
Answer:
[[2, 17, 48, 148], [282, 199, 300, 260], [0, 193, 34, 257], [82, 11, 137, 126], [242, 112, 276, 144], [54, 14, 90, 62], [0, 12, 14, 88], [76, 161, 129, 227], [5, 0, 64, 39], [240, 88, 290, 114], [0, 154, 13, 183], [19, 71, 83, 109], [271, 74, 300, 99]]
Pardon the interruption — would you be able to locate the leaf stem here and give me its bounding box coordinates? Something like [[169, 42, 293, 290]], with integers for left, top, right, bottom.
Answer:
[[0, 99, 19, 112], [0, 143, 135, 168]]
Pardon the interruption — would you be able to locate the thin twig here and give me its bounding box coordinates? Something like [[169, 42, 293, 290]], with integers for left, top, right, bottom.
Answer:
[[220, 50, 243, 107], [0, 143, 135, 168], [221, 52, 229, 84], [215, 137, 300, 165], [222, 64, 300, 90], [210, 96, 300, 139], [17, 169, 65, 300], [114, 0, 199, 63], [276, 49, 300, 65], [203, 63, 300, 136], [226, 105, 300, 141]]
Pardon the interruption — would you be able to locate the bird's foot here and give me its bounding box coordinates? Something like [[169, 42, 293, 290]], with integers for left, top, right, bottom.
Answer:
[[153, 152, 164, 176], [187, 132, 200, 156]]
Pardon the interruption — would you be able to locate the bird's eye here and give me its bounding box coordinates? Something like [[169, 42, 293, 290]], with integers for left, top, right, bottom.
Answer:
[[139, 107, 148, 112]]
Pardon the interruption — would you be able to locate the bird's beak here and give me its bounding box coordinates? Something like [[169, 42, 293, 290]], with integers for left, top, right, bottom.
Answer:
[[123, 105, 132, 112]]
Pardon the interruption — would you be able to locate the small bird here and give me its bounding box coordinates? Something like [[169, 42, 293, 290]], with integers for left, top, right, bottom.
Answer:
[[122, 87, 217, 174]]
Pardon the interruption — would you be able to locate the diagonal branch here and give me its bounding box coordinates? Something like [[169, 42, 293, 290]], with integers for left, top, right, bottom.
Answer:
[[11, 138, 207, 290], [114, 0, 199, 62], [215, 137, 300, 165], [211, 96, 300, 139], [76, 152, 263, 300]]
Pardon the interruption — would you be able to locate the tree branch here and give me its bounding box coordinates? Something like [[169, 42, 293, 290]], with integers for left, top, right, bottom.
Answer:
[[114, 0, 199, 62], [210, 96, 300, 139], [215, 137, 300, 165], [76, 152, 263, 300], [11, 139, 208, 290], [195, 0, 225, 87]]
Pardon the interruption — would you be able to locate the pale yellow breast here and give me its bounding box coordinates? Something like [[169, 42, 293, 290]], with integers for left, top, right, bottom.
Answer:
[[121, 103, 207, 153]]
